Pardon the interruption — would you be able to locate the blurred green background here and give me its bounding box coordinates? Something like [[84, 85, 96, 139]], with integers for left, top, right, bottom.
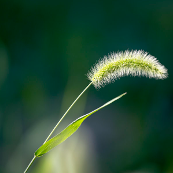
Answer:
[[0, 0, 173, 173]]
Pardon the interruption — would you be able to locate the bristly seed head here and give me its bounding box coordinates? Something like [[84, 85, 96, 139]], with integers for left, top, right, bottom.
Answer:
[[87, 50, 168, 88]]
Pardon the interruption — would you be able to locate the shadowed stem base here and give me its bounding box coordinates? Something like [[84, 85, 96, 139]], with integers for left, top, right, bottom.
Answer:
[[24, 155, 36, 173]]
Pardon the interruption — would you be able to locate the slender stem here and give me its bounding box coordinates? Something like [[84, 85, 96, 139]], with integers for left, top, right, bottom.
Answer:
[[24, 82, 92, 173], [24, 155, 36, 173], [43, 82, 92, 144]]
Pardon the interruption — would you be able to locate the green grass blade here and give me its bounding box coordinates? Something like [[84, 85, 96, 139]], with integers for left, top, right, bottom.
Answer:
[[35, 92, 127, 157]]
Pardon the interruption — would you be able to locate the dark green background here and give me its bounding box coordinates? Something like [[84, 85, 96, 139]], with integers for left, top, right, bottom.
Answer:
[[0, 0, 173, 173]]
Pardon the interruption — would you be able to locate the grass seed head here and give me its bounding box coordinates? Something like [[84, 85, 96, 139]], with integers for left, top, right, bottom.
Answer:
[[87, 50, 168, 88]]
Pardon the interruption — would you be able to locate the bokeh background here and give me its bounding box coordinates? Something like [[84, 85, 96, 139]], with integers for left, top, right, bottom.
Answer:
[[0, 0, 173, 173]]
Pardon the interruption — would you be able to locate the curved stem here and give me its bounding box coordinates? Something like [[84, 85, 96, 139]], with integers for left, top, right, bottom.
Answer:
[[24, 82, 92, 173], [24, 155, 36, 173], [43, 82, 92, 144]]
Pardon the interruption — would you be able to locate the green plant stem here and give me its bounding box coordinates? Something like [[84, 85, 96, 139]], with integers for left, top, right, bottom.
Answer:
[[43, 82, 92, 144], [24, 82, 92, 173], [24, 155, 36, 173]]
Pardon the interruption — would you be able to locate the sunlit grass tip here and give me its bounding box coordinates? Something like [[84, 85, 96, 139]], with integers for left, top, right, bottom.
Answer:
[[87, 50, 168, 88]]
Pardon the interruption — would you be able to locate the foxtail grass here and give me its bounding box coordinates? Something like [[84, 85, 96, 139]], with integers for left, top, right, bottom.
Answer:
[[24, 50, 168, 173]]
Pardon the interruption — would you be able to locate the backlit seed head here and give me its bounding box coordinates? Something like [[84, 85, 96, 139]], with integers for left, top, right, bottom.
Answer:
[[87, 50, 168, 88]]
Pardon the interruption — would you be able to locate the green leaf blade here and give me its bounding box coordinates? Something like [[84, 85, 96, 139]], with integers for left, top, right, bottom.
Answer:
[[35, 92, 127, 157], [35, 117, 85, 157]]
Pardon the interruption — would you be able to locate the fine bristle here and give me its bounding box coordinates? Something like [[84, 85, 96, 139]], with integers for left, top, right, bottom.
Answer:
[[87, 50, 168, 88]]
